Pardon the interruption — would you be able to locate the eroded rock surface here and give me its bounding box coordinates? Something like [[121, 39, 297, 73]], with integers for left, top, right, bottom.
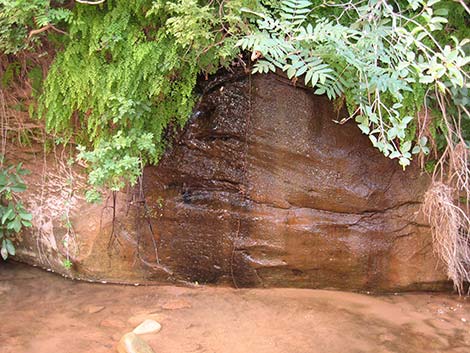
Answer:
[[12, 72, 449, 291]]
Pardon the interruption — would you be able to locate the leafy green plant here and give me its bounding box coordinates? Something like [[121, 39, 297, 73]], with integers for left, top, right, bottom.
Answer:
[[0, 0, 72, 54], [62, 258, 72, 269], [238, 0, 470, 168], [38, 0, 256, 195], [0, 159, 32, 260]]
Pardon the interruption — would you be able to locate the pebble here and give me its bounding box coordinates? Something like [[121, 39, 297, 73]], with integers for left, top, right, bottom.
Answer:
[[133, 319, 162, 335], [378, 333, 395, 343], [117, 332, 155, 353], [84, 305, 105, 314]]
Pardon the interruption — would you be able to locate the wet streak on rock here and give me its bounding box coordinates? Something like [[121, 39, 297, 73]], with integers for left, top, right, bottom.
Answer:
[[13, 70, 451, 291], [131, 71, 448, 290], [140, 71, 252, 285]]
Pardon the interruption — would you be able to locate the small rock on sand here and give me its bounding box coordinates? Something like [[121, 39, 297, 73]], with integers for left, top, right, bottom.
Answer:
[[84, 305, 105, 314], [117, 332, 155, 353], [133, 319, 161, 335]]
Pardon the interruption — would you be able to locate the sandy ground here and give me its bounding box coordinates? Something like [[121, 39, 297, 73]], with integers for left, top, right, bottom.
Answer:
[[1, 262, 469, 353]]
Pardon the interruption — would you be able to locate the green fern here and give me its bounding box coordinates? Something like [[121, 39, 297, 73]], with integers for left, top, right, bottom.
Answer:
[[0, 0, 72, 54], [279, 0, 311, 26], [39, 0, 254, 193]]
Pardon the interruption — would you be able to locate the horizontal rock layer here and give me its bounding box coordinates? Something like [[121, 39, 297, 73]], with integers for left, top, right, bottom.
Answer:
[[13, 72, 450, 291]]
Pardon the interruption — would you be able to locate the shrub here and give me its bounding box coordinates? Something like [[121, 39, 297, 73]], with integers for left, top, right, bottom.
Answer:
[[0, 158, 32, 260]]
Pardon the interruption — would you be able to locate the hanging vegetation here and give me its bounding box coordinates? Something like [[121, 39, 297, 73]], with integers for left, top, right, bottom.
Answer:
[[1, 0, 469, 290]]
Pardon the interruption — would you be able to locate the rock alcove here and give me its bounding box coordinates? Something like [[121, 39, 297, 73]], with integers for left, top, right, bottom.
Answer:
[[14, 71, 449, 291]]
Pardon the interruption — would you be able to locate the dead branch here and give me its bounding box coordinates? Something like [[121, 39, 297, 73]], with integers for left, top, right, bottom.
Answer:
[[28, 24, 68, 39]]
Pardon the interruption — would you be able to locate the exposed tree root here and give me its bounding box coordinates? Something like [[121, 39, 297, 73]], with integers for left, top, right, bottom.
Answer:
[[422, 182, 470, 294]]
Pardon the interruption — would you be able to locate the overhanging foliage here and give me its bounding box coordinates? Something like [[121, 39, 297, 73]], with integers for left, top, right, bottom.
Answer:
[[1, 0, 470, 290]]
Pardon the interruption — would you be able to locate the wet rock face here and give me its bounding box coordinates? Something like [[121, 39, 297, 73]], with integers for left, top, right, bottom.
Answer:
[[14, 72, 450, 291]]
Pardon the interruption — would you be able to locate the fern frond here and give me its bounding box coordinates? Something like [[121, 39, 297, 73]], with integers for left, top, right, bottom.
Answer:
[[279, 0, 312, 26]]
